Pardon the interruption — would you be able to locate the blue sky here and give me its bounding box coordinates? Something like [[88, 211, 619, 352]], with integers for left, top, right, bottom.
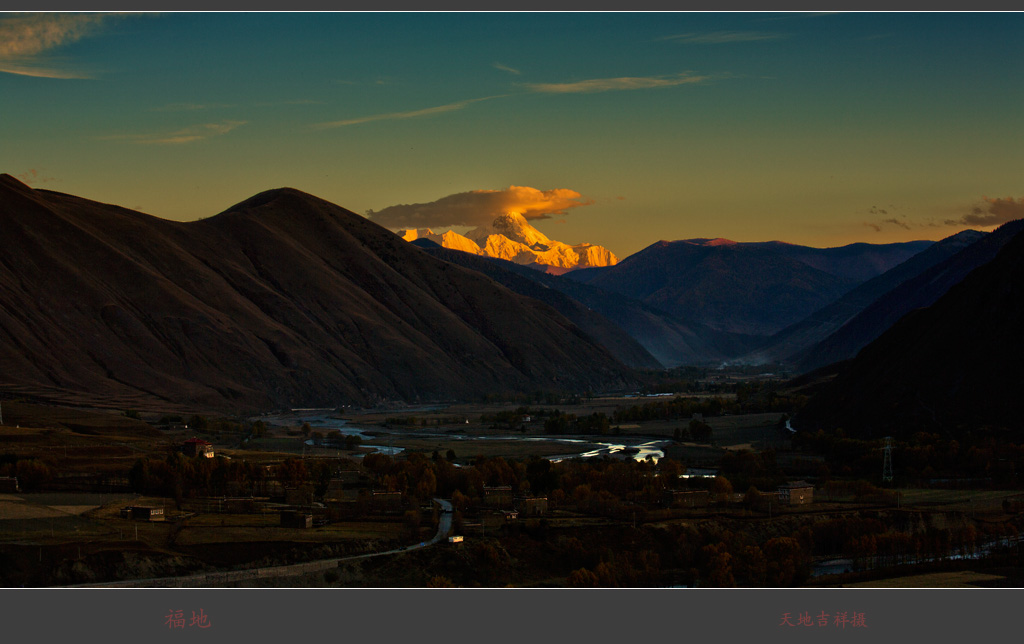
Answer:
[[2, 12, 1022, 257]]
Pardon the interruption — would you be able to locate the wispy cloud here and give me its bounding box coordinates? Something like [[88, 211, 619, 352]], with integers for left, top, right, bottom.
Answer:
[[313, 95, 507, 129], [317, 71, 711, 129], [0, 13, 114, 79], [946, 196, 1024, 228], [15, 168, 57, 185], [864, 205, 914, 231], [155, 99, 322, 112], [153, 102, 236, 112], [254, 99, 324, 107], [526, 73, 709, 94], [100, 120, 247, 145], [494, 62, 521, 75], [659, 31, 785, 45]]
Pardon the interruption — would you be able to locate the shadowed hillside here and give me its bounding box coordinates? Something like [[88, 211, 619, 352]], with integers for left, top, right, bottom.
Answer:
[[796, 220, 1024, 371], [0, 175, 636, 412], [796, 224, 1024, 438]]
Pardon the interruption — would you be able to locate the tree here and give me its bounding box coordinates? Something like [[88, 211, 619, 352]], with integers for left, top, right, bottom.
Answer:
[[129, 458, 150, 493], [700, 543, 735, 587], [15, 459, 52, 492], [251, 420, 267, 438], [689, 419, 713, 443], [764, 537, 808, 586], [566, 568, 600, 587], [743, 485, 761, 509], [711, 475, 733, 501], [427, 576, 456, 588], [301, 422, 312, 437], [404, 508, 422, 540]]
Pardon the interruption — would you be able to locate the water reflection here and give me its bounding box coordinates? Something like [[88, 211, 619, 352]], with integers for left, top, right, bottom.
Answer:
[[262, 411, 668, 462]]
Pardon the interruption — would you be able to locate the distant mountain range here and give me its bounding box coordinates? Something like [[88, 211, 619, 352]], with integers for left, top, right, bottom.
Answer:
[[408, 226, 1017, 372], [0, 175, 636, 413], [744, 230, 986, 366], [566, 238, 931, 336], [397, 211, 618, 274], [796, 221, 1024, 438]]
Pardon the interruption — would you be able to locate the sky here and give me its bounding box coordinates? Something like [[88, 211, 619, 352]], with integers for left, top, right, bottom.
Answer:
[[2, 11, 1023, 258]]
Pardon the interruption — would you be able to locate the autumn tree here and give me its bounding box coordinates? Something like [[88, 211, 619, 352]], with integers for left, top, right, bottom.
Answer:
[[710, 475, 733, 501], [566, 568, 600, 587], [700, 543, 735, 587]]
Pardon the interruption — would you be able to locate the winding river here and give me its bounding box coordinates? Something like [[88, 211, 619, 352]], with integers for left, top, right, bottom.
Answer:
[[260, 410, 668, 462]]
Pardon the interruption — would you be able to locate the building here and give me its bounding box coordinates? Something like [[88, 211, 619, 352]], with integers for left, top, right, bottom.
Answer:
[[370, 491, 403, 512], [483, 486, 513, 508], [515, 496, 548, 516], [122, 505, 165, 521], [182, 437, 214, 458], [777, 481, 814, 505], [280, 510, 313, 529], [0, 477, 19, 493], [747, 490, 781, 512], [285, 485, 314, 506], [664, 489, 711, 508]]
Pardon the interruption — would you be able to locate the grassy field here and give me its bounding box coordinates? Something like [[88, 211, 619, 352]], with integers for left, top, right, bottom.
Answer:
[[173, 517, 402, 546], [896, 488, 1024, 512]]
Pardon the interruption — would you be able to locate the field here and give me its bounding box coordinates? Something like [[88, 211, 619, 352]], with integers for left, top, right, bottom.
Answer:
[[895, 488, 1019, 512]]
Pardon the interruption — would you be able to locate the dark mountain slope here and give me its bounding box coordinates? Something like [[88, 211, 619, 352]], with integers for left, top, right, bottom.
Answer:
[[0, 175, 635, 412], [795, 224, 1024, 438], [797, 220, 1024, 371]]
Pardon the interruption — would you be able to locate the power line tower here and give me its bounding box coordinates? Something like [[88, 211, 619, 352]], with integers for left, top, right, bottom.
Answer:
[[882, 436, 894, 484]]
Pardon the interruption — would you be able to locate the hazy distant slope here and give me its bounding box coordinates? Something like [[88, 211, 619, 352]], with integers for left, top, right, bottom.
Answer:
[[795, 224, 1024, 438], [571, 238, 930, 337], [744, 230, 985, 365], [796, 220, 1024, 371], [412, 243, 762, 367], [749, 240, 933, 283], [411, 239, 661, 369], [0, 175, 636, 412]]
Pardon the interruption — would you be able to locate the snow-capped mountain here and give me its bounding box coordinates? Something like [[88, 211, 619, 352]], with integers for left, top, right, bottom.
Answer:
[[397, 212, 617, 273]]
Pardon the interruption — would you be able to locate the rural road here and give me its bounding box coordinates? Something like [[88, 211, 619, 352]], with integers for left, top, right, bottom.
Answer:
[[343, 497, 453, 559], [61, 498, 455, 588]]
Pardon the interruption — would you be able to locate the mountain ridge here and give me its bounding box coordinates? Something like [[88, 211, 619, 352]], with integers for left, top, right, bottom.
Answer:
[[0, 177, 636, 413]]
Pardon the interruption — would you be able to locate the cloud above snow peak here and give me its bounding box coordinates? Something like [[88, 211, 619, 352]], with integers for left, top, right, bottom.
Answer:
[[366, 186, 595, 229]]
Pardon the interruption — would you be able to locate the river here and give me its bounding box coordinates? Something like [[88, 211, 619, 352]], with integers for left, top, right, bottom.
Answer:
[[259, 410, 668, 462]]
